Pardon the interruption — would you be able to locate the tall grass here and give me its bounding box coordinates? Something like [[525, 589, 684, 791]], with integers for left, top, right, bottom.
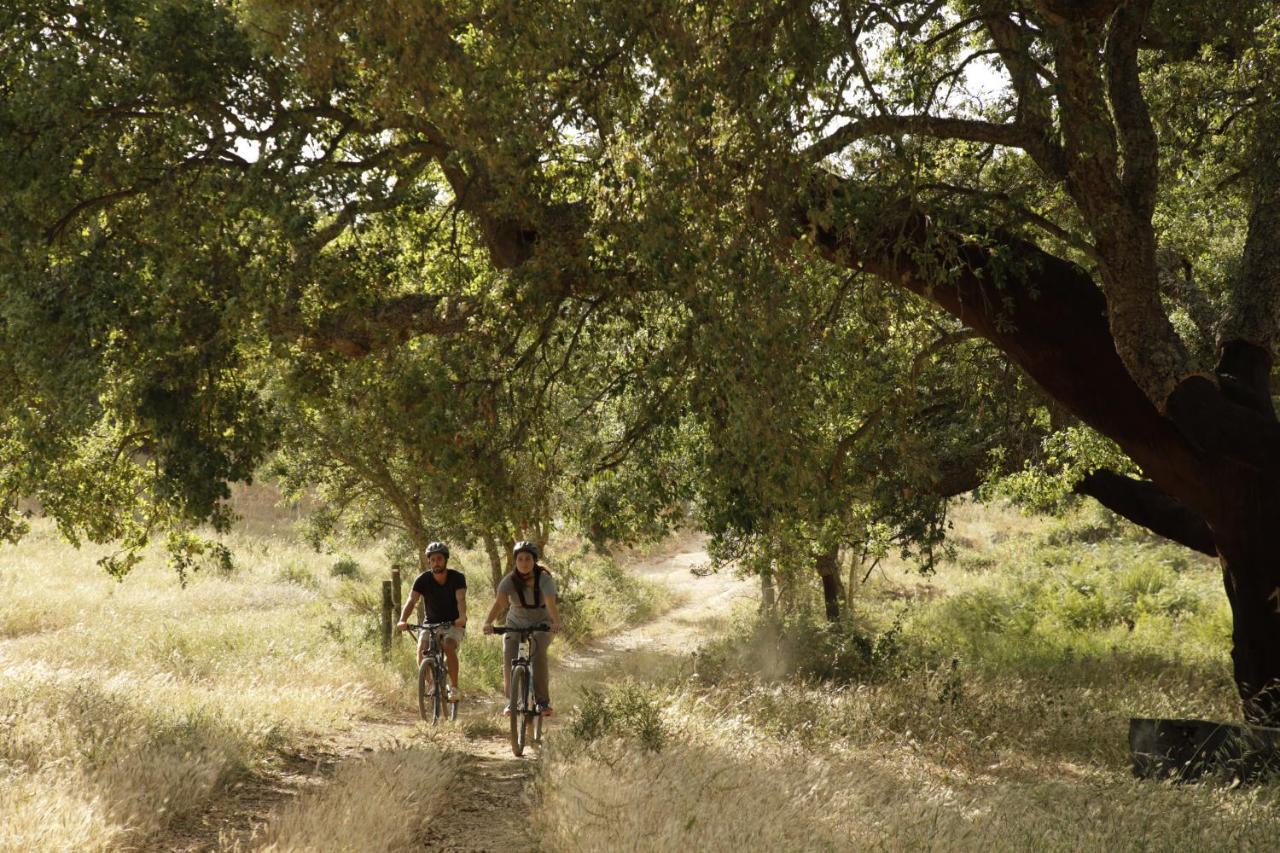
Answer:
[[535, 503, 1280, 851], [539, 695, 1280, 851], [0, 520, 394, 851], [249, 746, 457, 852], [0, 504, 671, 850]]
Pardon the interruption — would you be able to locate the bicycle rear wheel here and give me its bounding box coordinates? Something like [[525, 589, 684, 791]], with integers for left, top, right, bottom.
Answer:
[[509, 666, 528, 756]]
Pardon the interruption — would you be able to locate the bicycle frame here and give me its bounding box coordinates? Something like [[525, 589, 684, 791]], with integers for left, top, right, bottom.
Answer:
[[494, 624, 550, 756], [406, 621, 458, 723]]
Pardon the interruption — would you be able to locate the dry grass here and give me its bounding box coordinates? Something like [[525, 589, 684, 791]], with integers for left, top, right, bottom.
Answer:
[[247, 745, 456, 852], [538, 689, 1280, 852], [535, 503, 1280, 852], [0, 517, 392, 851], [0, 488, 672, 851]]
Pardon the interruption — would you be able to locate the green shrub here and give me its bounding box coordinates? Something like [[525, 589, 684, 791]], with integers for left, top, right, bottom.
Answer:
[[275, 562, 318, 588], [1043, 509, 1124, 545], [908, 532, 1224, 677], [329, 557, 363, 579], [693, 612, 905, 687], [956, 553, 997, 573], [783, 615, 905, 684], [927, 584, 1038, 639], [568, 680, 667, 753], [553, 549, 669, 642]]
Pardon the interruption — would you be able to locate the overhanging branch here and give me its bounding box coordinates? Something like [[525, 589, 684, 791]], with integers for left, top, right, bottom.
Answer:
[[275, 293, 474, 357], [1074, 469, 1217, 556], [792, 175, 1209, 513], [804, 115, 1048, 162]]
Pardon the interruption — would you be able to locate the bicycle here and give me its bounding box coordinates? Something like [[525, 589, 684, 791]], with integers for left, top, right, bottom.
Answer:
[[404, 621, 459, 723], [492, 624, 551, 756]]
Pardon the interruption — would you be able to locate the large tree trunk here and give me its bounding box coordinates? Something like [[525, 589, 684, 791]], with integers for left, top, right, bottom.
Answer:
[[1213, 486, 1280, 726], [799, 183, 1280, 722], [482, 532, 504, 591], [761, 564, 777, 616], [815, 547, 844, 622], [405, 521, 430, 573]]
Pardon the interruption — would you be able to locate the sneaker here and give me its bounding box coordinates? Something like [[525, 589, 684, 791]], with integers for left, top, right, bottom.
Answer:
[[502, 703, 512, 717], [446, 685, 459, 702], [536, 701, 553, 717]]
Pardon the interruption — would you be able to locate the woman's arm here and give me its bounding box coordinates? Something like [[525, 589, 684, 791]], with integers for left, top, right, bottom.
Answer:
[[482, 590, 508, 633], [544, 594, 562, 634]]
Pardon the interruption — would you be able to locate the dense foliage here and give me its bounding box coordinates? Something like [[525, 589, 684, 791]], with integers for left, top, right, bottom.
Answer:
[[5, 0, 1280, 715]]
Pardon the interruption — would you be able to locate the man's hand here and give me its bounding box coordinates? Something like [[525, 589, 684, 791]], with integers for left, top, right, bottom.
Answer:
[[550, 621, 562, 634], [396, 621, 409, 633], [483, 623, 494, 635], [454, 618, 466, 628]]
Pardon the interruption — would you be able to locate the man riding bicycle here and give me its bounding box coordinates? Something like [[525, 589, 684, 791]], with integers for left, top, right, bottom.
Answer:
[[483, 540, 562, 717], [397, 541, 467, 701]]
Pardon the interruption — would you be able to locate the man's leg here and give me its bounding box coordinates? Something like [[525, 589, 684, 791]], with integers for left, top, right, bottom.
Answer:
[[444, 638, 459, 690]]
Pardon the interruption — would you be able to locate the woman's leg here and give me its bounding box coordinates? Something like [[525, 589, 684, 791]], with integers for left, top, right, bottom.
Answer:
[[532, 631, 552, 705], [502, 633, 518, 699]]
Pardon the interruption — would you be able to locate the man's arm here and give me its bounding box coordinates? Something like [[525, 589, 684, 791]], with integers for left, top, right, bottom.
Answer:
[[482, 590, 508, 633], [454, 588, 467, 627], [397, 590, 420, 630]]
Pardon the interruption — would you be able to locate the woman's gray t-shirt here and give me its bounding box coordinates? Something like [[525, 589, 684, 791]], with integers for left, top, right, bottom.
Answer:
[[497, 569, 558, 630]]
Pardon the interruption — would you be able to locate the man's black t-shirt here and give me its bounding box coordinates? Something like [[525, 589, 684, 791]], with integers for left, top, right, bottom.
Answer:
[[412, 569, 467, 623]]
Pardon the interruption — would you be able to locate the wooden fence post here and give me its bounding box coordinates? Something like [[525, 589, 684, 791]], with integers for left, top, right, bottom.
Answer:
[[381, 580, 394, 658], [391, 565, 402, 621]]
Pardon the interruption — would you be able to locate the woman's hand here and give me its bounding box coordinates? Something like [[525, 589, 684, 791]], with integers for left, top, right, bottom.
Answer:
[[483, 623, 495, 635]]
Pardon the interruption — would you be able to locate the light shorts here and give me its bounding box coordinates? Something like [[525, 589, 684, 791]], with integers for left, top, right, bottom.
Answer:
[[419, 624, 465, 654]]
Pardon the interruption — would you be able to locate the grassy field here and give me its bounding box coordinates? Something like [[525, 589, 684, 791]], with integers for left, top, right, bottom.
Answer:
[[6, 494, 1276, 851], [535, 502, 1280, 852], [0, 490, 665, 852]]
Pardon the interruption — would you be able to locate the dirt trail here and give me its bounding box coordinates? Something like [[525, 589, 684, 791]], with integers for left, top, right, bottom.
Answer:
[[162, 533, 747, 852], [416, 532, 750, 853], [562, 533, 748, 668]]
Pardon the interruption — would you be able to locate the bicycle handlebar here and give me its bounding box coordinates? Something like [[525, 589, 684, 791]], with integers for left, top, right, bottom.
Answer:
[[404, 621, 456, 633], [491, 624, 552, 635]]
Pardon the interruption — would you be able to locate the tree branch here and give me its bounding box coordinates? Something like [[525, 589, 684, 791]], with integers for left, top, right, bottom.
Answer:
[[793, 178, 1211, 515], [1074, 469, 1216, 556], [1104, 0, 1159, 218], [1033, 0, 1123, 25], [1164, 376, 1280, 472], [804, 114, 1048, 162], [276, 293, 474, 357], [916, 181, 1099, 260]]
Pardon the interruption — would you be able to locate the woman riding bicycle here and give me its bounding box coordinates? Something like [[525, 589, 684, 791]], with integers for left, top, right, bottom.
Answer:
[[483, 540, 562, 717]]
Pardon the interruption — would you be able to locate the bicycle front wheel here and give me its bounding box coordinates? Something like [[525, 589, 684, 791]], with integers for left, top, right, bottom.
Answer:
[[417, 658, 436, 722], [432, 659, 446, 723], [509, 666, 528, 757]]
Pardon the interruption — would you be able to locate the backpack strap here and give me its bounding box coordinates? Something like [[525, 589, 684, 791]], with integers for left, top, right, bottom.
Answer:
[[511, 565, 548, 608]]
